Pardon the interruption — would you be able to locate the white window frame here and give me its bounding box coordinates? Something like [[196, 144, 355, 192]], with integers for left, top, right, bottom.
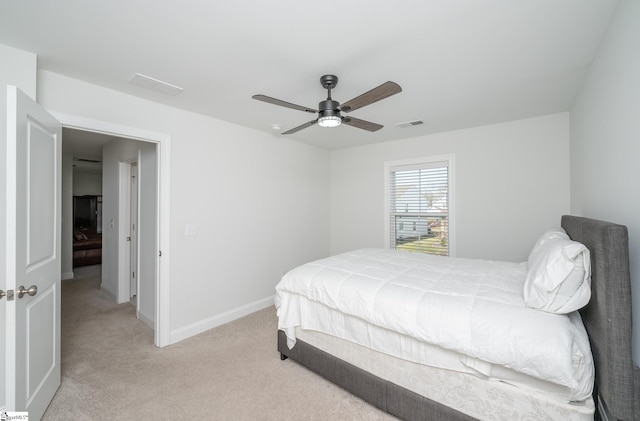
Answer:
[[384, 154, 456, 257]]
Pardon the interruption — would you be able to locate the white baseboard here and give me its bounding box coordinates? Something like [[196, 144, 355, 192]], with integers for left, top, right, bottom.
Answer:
[[61, 271, 74, 281], [100, 285, 116, 302], [137, 310, 154, 330], [169, 295, 274, 345]]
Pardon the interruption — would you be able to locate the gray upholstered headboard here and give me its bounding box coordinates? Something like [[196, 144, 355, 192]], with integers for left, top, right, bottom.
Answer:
[[561, 215, 635, 420]]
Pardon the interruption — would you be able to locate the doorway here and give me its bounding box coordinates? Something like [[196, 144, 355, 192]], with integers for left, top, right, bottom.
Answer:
[[71, 194, 103, 268], [57, 113, 171, 347]]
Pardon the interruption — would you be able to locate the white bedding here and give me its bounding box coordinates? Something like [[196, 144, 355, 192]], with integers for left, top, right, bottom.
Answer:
[[275, 248, 594, 402]]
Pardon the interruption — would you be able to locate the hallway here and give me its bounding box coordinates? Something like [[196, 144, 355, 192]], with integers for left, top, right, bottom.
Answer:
[[44, 266, 154, 419]]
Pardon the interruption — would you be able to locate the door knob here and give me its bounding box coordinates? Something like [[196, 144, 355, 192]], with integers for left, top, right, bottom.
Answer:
[[17, 285, 37, 299], [0, 289, 5, 300]]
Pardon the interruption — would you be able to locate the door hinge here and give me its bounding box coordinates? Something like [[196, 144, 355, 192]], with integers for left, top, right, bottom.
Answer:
[[159, 250, 162, 257], [132, 271, 135, 279]]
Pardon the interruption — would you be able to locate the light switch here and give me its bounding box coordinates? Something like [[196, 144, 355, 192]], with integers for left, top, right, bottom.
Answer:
[[184, 224, 197, 236]]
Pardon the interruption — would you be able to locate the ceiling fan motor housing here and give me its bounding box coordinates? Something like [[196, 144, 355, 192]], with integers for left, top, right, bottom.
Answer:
[[319, 99, 341, 118]]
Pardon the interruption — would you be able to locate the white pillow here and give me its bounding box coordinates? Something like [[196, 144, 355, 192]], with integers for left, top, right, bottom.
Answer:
[[524, 228, 591, 314]]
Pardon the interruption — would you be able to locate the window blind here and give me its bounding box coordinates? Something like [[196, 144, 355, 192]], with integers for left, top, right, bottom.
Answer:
[[389, 161, 449, 255]]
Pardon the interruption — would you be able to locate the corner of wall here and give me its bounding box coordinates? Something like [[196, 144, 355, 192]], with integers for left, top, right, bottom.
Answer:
[[169, 295, 274, 345], [100, 284, 116, 302], [0, 43, 37, 100]]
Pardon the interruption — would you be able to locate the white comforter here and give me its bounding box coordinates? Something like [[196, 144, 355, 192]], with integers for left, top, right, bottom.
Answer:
[[275, 248, 594, 401]]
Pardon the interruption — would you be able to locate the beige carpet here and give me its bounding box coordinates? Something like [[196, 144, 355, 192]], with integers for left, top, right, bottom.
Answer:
[[43, 266, 396, 420]]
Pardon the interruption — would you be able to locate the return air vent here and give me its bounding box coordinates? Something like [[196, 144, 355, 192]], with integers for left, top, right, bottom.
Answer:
[[395, 120, 424, 128], [129, 73, 184, 96]]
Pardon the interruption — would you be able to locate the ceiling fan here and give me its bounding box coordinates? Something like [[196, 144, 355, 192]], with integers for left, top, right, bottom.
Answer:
[[252, 75, 402, 135]]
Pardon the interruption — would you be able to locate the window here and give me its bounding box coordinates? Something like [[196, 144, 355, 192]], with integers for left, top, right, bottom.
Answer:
[[385, 155, 453, 256]]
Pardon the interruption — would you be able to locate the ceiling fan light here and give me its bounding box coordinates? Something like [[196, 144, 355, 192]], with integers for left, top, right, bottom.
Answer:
[[318, 115, 342, 128]]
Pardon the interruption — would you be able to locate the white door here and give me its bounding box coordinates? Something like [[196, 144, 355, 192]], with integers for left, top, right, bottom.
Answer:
[[3, 86, 61, 418], [130, 163, 138, 302]]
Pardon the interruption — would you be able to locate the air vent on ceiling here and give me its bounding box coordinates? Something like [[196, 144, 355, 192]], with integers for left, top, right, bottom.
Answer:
[[129, 73, 184, 96], [395, 120, 424, 128]]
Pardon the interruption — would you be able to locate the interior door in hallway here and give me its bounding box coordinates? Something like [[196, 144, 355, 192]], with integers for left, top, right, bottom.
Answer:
[[130, 162, 138, 306]]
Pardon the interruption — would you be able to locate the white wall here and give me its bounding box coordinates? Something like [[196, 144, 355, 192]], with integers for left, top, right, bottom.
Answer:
[[0, 44, 36, 101], [330, 113, 571, 262], [570, 0, 640, 364], [72, 170, 102, 196], [37, 70, 331, 340], [0, 43, 37, 412], [138, 142, 157, 325]]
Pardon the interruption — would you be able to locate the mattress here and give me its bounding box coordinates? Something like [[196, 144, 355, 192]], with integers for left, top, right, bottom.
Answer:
[[290, 297, 583, 400], [275, 248, 594, 402], [296, 327, 595, 421]]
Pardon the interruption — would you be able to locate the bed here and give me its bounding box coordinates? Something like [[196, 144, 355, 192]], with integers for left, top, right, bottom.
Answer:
[[275, 215, 638, 420]]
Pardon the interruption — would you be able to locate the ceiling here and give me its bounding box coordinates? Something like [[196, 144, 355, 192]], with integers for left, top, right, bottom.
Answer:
[[0, 0, 619, 150], [63, 128, 115, 173]]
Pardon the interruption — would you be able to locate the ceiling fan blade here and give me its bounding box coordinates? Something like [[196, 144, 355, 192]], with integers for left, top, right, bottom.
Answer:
[[339, 81, 402, 113], [282, 120, 318, 135], [252, 94, 317, 113], [342, 117, 383, 132]]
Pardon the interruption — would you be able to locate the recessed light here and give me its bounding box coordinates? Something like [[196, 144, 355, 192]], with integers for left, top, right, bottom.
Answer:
[[271, 124, 281, 130]]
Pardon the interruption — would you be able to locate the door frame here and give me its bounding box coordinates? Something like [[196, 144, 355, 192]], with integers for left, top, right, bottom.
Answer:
[[118, 160, 140, 310], [118, 160, 134, 302], [51, 111, 171, 347], [130, 161, 139, 304]]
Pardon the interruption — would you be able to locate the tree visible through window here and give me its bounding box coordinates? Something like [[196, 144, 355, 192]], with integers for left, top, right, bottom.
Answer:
[[387, 158, 450, 256]]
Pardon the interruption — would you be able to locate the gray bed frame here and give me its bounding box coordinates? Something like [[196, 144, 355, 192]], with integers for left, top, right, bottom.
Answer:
[[278, 215, 638, 420]]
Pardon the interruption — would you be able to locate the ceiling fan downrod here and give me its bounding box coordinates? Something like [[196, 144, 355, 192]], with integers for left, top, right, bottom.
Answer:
[[319, 74, 341, 120]]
